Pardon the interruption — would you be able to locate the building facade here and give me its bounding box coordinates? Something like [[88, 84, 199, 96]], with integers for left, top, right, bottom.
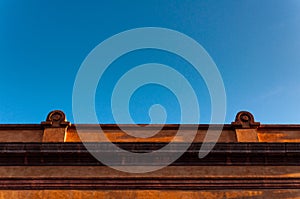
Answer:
[[0, 110, 299, 198]]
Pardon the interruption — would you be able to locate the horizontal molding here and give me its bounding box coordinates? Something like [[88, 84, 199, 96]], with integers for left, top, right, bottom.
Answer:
[[0, 124, 43, 130], [0, 124, 233, 130], [0, 177, 299, 190], [71, 124, 233, 130], [0, 143, 299, 166], [1, 123, 300, 131], [2, 123, 300, 130], [259, 124, 300, 130]]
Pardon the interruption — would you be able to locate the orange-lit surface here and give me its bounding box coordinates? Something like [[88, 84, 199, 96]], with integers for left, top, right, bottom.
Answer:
[[0, 111, 299, 198]]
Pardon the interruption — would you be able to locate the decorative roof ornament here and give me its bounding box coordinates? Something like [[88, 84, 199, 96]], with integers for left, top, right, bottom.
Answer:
[[231, 111, 260, 129], [41, 110, 70, 128]]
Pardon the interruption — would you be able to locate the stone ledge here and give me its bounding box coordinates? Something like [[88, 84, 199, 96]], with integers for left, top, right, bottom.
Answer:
[[0, 142, 299, 166], [0, 177, 299, 190]]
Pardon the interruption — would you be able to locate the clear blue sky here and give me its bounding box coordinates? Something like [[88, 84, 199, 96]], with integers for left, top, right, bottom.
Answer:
[[1, 0, 300, 124]]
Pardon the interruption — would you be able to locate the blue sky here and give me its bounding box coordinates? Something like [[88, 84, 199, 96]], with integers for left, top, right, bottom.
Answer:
[[0, 0, 300, 124]]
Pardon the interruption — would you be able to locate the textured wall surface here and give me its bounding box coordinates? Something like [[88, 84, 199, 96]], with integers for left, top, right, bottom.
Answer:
[[0, 111, 299, 198]]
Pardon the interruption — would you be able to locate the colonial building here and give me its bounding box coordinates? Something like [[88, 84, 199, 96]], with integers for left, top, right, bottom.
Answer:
[[0, 110, 299, 198]]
